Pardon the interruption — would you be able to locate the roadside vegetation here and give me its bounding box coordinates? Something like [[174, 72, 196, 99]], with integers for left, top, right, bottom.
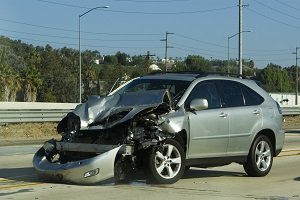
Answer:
[[0, 36, 296, 103]]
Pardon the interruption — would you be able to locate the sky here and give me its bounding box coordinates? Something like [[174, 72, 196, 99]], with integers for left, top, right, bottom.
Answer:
[[1, 0, 300, 69]]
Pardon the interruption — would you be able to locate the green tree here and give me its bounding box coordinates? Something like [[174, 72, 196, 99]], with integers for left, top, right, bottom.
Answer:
[[116, 51, 129, 66], [130, 55, 146, 67], [23, 66, 42, 102], [0, 64, 13, 101], [104, 55, 118, 65], [10, 73, 22, 101], [0, 46, 27, 101], [185, 55, 212, 71], [96, 64, 126, 96], [258, 63, 292, 93], [82, 65, 97, 101]]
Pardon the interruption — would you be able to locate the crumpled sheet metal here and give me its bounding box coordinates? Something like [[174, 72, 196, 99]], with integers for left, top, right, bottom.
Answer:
[[73, 89, 173, 129]]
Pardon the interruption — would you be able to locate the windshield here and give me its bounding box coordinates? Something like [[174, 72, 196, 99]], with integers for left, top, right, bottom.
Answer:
[[113, 78, 191, 105]]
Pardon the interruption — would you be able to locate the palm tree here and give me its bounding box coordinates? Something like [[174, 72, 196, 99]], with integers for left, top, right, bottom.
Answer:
[[0, 64, 13, 101], [23, 67, 42, 102], [10, 73, 22, 101], [83, 65, 96, 99]]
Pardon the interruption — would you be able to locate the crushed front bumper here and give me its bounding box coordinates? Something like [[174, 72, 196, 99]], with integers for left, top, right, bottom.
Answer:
[[33, 145, 122, 185]]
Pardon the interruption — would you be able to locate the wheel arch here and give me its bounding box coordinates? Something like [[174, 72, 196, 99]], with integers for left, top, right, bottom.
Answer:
[[254, 129, 276, 155], [174, 130, 188, 152]]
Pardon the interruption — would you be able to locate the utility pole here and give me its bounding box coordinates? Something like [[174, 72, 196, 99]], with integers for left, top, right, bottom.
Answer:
[[239, 0, 243, 75], [295, 47, 299, 105], [161, 32, 174, 72], [146, 51, 155, 73]]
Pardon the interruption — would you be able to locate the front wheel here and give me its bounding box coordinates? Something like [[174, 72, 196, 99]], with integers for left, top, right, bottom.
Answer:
[[243, 135, 273, 177], [144, 139, 185, 184]]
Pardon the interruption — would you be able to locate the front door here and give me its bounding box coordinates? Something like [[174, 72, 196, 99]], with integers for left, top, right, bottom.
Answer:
[[185, 80, 229, 159]]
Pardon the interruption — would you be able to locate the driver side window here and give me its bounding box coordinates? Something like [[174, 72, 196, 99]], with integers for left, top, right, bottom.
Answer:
[[186, 81, 221, 109]]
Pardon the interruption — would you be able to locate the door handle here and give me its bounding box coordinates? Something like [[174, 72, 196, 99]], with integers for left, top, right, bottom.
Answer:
[[253, 110, 260, 115], [219, 112, 228, 118]]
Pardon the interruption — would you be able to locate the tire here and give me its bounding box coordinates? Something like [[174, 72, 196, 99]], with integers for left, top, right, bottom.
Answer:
[[243, 135, 273, 177], [144, 139, 186, 184]]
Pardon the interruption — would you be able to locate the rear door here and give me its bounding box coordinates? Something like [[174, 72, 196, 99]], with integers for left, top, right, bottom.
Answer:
[[219, 80, 263, 156]]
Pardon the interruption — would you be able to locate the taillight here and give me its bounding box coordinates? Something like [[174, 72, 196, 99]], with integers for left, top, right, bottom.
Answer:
[[275, 101, 282, 114]]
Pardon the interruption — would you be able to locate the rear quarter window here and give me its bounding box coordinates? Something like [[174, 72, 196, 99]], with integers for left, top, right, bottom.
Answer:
[[243, 84, 264, 105], [220, 80, 264, 107]]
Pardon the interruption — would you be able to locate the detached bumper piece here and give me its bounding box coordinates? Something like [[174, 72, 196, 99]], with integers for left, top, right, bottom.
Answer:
[[33, 144, 123, 185]]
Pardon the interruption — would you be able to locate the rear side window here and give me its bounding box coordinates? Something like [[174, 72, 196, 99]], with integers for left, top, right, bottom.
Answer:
[[220, 80, 264, 107], [243, 85, 264, 105], [220, 80, 244, 107]]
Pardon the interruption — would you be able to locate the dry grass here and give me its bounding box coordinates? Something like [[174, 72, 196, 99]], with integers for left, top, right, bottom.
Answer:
[[0, 115, 299, 141], [0, 122, 59, 140], [282, 115, 300, 129]]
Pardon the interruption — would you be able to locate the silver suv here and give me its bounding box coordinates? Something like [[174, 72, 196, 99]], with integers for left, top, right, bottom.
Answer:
[[33, 72, 285, 185]]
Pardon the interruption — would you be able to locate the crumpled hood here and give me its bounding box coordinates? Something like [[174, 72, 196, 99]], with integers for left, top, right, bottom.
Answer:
[[73, 89, 172, 129]]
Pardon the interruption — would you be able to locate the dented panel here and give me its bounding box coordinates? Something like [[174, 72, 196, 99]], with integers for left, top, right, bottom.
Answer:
[[34, 88, 184, 184], [71, 89, 173, 129]]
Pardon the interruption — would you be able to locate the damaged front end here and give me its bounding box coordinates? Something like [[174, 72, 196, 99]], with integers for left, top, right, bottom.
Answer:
[[33, 89, 181, 185]]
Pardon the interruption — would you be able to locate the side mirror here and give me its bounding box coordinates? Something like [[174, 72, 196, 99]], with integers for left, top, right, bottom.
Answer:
[[190, 99, 208, 111]]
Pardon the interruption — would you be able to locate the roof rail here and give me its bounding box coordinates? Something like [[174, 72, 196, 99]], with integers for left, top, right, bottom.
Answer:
[[196, 72, 248, 79], [145, 71, 248, 79], [146, 71, 203, 76]]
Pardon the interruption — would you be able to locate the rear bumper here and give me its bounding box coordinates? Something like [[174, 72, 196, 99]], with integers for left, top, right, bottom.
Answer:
[[275, 129, 285, 156], [33, 145, 122, 185]]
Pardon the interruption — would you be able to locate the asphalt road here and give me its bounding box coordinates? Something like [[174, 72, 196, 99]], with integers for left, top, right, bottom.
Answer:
[[0, 133, 300, 200]]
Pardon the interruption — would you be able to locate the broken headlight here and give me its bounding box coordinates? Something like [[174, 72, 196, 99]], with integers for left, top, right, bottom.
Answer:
[[43, 139, 57, 161], [84, 168, 99, 178], [43, 139, 56, 153]]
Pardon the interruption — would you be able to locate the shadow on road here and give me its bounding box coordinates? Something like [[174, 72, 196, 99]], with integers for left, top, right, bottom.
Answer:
[[294, 177, 300, 181], [182, 168, 245, 179], [284, 130, 300, 134], [0, 167, 36, 180], [0, 167, 246, 186]]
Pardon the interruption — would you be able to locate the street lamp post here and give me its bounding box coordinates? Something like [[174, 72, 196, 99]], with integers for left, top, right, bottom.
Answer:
[[293, 47, 299, 105], [227, 30, 252, 74], [79, 6, 109, 103]]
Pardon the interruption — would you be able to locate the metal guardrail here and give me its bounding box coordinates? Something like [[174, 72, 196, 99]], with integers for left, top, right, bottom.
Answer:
[[0, 102, 78, 124], [282, 107, 300, 116], [0, 102, 299, 124], [0, 110, 69, 123]]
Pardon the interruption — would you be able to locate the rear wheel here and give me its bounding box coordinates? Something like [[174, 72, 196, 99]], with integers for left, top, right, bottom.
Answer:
[[243, 135, 273, 177], [144, 139, 185, 184]]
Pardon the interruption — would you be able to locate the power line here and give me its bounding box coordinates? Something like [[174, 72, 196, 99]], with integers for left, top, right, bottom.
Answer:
[[245, 8, 300, 30], [35, 0, 236, 15], [3, 35, 164, 49], [253, 0, 300, 20], [175, 33, 294, 53], [174, 46, 227, 60], [169, 42, 227, 55], [107, 6, 236, 15], [175, 34, 227, 49], [111, 0, 193, 2], [0, 18, 163, 36], [35, 0, 92, 9], [1, 24, 293, 56], [254, 58, 294, 62], [0, 28, 159, 42], [274, 0, 300, 12]]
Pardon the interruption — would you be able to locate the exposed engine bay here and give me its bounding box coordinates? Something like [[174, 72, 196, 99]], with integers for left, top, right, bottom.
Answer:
[[34, 89, 183, 184]]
